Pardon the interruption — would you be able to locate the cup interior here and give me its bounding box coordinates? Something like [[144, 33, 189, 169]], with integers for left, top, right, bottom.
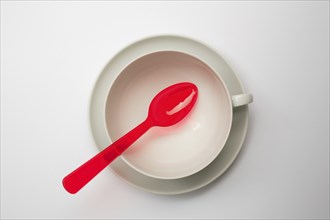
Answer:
[[105, 51, 232, 179]]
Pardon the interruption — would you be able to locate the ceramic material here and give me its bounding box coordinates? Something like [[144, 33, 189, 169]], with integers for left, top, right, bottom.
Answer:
[[105, 51, 251, 179], [106, 51, 226, 179], [90, 35, 251, 194]]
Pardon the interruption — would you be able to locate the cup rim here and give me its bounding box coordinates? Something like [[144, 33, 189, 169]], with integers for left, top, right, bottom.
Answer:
[[103, 40, 234, 179]]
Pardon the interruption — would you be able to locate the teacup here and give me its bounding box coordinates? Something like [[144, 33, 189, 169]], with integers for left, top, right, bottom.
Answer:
[[104, 36, 252, 179]]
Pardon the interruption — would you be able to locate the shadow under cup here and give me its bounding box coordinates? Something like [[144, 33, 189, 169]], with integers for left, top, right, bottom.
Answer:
[[105, 51, 233, 179]]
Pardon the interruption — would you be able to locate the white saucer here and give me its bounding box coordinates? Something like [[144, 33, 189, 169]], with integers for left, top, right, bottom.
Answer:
[[90, 35, 249, 194]]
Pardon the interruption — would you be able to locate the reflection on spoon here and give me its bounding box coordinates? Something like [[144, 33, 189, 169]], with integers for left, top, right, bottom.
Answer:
[[166, 90, 196, 116]]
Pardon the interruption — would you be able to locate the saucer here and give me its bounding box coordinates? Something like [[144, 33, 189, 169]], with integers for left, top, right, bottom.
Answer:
[[90, 35, 249, 194]]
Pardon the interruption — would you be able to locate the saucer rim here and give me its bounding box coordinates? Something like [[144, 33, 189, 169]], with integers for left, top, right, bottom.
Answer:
[[89, 35, 249, 194]]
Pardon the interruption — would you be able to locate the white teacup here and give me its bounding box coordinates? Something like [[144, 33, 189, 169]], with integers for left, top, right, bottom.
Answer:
[[105, 38, 252, 180]]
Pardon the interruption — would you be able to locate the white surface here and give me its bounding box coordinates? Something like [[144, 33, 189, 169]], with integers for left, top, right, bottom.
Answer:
[[1, 1, 329, 219]]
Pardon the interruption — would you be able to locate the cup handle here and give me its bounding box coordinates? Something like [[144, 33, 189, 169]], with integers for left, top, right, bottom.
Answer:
[[231, 93, 253, 107]]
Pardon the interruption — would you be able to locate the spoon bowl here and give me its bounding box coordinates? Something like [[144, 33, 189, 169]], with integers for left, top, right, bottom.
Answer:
[[148, 82, 198, 126]]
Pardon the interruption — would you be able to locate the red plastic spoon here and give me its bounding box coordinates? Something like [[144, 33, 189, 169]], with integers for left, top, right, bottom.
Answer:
[[63, 82, 198, 194]]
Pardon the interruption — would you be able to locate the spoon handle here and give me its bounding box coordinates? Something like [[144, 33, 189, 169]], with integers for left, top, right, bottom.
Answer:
[[62, 119, 152, 194]]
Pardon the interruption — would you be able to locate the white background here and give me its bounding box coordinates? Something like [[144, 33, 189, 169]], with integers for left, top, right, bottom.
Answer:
[[1, 1, 329, 219]]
